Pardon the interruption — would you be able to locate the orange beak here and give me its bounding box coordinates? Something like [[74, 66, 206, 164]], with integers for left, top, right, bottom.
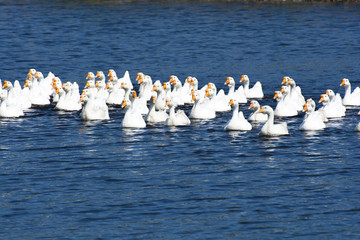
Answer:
[[340, 79, 345, 86], [121, 100, 127, 108], [274, 91, 279, 99], [282, 77, 287, 84], [248, 101, 254, 109], [229, 99, 234, 106], [303, 104, 308, 112], [205, 89, 210, 97], [240, 75, 245, 82], [225, 77, 230, 85]]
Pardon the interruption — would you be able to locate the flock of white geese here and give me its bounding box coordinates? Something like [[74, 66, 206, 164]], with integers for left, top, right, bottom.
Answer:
[[1, 68, 360, 136]]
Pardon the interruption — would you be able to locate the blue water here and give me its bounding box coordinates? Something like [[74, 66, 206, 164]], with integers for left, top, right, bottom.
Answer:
[[1, 1, 360, 239]]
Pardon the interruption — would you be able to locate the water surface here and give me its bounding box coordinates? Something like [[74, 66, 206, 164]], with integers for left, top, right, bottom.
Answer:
[[1, 1, 360, 239]]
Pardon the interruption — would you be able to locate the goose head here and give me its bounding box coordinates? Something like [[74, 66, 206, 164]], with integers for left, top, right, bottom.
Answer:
[[2, 80, 12, 90], [108, 69, 117, 81], [240, 75, 249, 84], [259, 105, 274, 115], [306, 98, 316, 109], [163, 82, 171, 92], [340, 78, 350, 87], [273, 91, 283, 101], [249, 100, 260, 111], [282, 76, 291, 85], [319, 94, 329, 104], [280, 85, 290, 96], [136, 72, 145, 84], [95, 71, 106, 81], [121, 99, 131, 109], [205, 88, 215, 99], [86, 72, 96, 81], [28, 69, 37, 79], [35, 71, 44, 80], [225, 77, 235, 87], [303, 103, 314, 113], [152, 80, 162, 92], [325, 89, 335, 100]]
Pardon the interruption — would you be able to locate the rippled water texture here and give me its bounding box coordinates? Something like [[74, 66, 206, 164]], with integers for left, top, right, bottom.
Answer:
[[1, 1, 360, 239]]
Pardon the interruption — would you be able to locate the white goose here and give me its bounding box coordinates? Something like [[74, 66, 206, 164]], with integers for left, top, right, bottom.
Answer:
[[181, 76, 193, 104], [274, 86, 298, 117], [27, 77, 51, 106], [259, 105, 289, 136], [55, 82, 82, 111], [137, 73, 153, 102], [121, 99, 146, 128], [35, 71, 54, 96], [240, 75, 264, 99], [106, 81, 125, 106], [224, 98, 252, 131], [248, 100, 268, 122], [189, 90, 216, 119], [165, 98, 191, 126], [51, 77, 63, 103], [319, 92, 345, 118], [95, 71, 106, 85], [306, 98, 328, 122], [0, 90, 24, 117], [225, 77, 247, 104], [152, 80, 167, 111], [80, 90, 109, 121], [2, 81, 23, 109], [170, 75, 185, 106], [299, 102, 326, 131], [145, 93, 168, 123], [284, 77, 305, 112], [340, 78, 360, 106]]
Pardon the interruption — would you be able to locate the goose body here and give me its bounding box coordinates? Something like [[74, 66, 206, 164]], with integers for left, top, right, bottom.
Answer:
[[0, 90, 24, 117], [189, 90, 216, 119], [224, 99, 252, 131], [319, 92, 345, 118], [166, 98, 191, 126], [248, 100, 268, 122], [145, 93, 168, 123], [259, 105, 289, 136], [240, 75, 264, 99], [121, 99, 146, 128], [340, 78, 360, 106], [55, 82, 82, 111], [274, 86, 298, 117], [80, 91, 109, 121], [299, 102, 326, 131]]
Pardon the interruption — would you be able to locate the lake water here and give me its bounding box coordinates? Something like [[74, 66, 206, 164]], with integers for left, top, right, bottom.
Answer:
[[1, 0, 360, 239]]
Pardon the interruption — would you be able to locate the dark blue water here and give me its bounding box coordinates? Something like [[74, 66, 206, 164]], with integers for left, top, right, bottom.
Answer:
[[1, 1, 360, 239]]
